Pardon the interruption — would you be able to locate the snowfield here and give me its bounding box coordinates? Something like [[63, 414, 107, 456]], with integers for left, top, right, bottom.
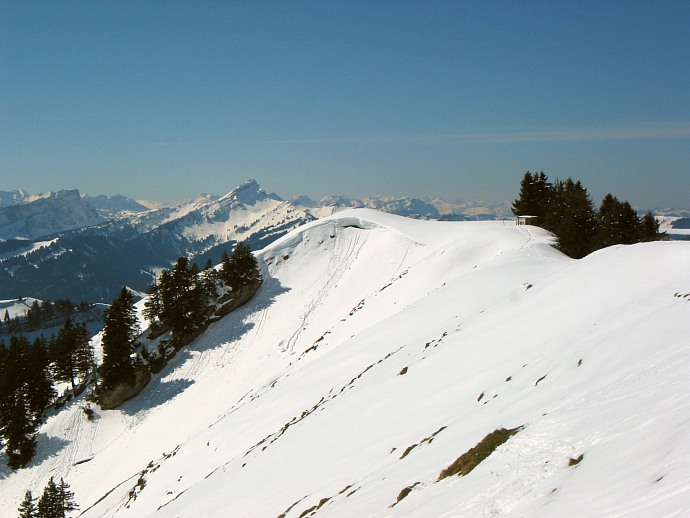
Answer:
[[1, 209, 689, 517]]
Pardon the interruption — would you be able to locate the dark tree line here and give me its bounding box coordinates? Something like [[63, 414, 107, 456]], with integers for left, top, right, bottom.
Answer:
[[512, 171, 664, 258], [18, 476, 78, 517], [1, 243, 260, 470], [0, 319, 94, 469], [97, 242, 260, 397], [144, 241, 260, 345], [2, 299, 95, 336]]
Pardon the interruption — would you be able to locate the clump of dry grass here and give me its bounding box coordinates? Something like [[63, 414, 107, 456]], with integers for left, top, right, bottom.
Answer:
[[438, 427, 521, 480]]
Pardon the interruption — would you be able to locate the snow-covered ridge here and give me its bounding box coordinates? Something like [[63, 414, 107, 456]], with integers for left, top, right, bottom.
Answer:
[[2, 210, 688, 516]]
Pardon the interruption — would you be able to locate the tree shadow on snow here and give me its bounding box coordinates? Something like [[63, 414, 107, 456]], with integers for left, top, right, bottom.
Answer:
[[0, 452, 11, 481], [121, 276, 290, 415], [0, 433, 70, 480], [120, 377, 195, 416], [184, 274, 291, 355], [33, 433, 71, 466]]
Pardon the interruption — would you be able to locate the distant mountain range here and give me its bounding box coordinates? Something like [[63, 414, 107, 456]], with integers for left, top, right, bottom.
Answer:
[[0, 181, 312, 301], [0, 182, 687, 302]]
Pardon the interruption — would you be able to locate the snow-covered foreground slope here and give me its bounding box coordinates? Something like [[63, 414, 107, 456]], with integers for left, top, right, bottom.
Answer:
[[2, 210, 689, 517]]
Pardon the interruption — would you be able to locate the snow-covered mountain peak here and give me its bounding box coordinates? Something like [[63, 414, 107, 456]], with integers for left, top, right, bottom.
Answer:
[[0, 188, 103, 240], [217, 178, 279, 207], [0, 189, 31, 207]]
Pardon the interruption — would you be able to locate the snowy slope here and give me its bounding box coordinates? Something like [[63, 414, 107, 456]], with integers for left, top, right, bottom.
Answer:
[[1, 210, 689, 517]]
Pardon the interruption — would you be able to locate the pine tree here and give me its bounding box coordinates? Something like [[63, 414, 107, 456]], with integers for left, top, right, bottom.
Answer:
[[37, 477, 59, 518], [26, 337, 56, 419], [593, 194, 643, 249], [511, 171, 551, 221], [57, 478, 79, 517], [639, 211, 665, 242], [544, 179, 597, 259], [142, 276, 162, 327], [222, 242, 260, 291], [50, 319, 90, 391], [26, 300, 42, 329], [50, 319, 78, 390], [5, 390, 37, 470], [17, 489, 37, 518], [160, 257, 207, 340], [99, 287, 139, 391], [73, 323, 94, 384]]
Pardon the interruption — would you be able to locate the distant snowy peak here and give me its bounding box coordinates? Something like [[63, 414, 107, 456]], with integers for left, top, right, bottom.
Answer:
[[0, 189, 103, 240], [84, 194, 151, 218], [292, 194, 513, 220], [218, 178, 282, 207], [100, 179, 313, 252], [0, 189, 31, 207]]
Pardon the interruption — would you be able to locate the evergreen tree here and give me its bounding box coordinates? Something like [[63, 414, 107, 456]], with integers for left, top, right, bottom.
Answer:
[[40, 301, 54, 324], [221, 250, 231, 267], [37, 477, 59, 518], [511, 171, 551, 221], [0, 336, 39, 464], [26, 337, 56, 419], [639, 211, 665, 242], [222, 242, 260, 291], [142, 276, 162, 327], [17, 489, 37, 518], [5, 390, 37, 470], [36, 476, 78, 518], [160, 257, 207, 339], [543, 179, 597, 259], [56, 478, 79, 517], [26, 300, 42, 329], [73, 323, 94, 384], [593, 194, 642, 249], [99, 287, 139, 391], [50, 319, 79, 390]]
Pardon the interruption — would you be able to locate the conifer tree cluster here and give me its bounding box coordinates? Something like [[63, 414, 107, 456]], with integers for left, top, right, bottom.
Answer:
[[0, 316, 95, 470], [18, 476, 78, 518], [1, 244, 261, 469], [220, 241, 261, 291], [144, 241, 260, 344], [98, 287, 140, 392], [512, 171, 665, 258], [2, 299, 95, 336]]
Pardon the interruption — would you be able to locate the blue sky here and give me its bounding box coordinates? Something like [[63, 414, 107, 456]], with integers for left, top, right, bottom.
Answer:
[[1, 1, 688, 208]]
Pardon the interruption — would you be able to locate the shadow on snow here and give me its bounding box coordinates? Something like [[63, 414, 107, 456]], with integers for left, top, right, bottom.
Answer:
[[121, 275, 290, 415]]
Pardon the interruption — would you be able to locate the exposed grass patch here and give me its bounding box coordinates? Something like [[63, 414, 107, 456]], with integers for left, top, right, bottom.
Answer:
[[391, 482, 421, 507], [438, 427, 521, 480], [277, 495, 307, 518], [399, 367, 408, 375], [400, 426, 447, 460], [297, 497, 330, 517], [400, 444, 417, 459], [568, 454, 584, 466]]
